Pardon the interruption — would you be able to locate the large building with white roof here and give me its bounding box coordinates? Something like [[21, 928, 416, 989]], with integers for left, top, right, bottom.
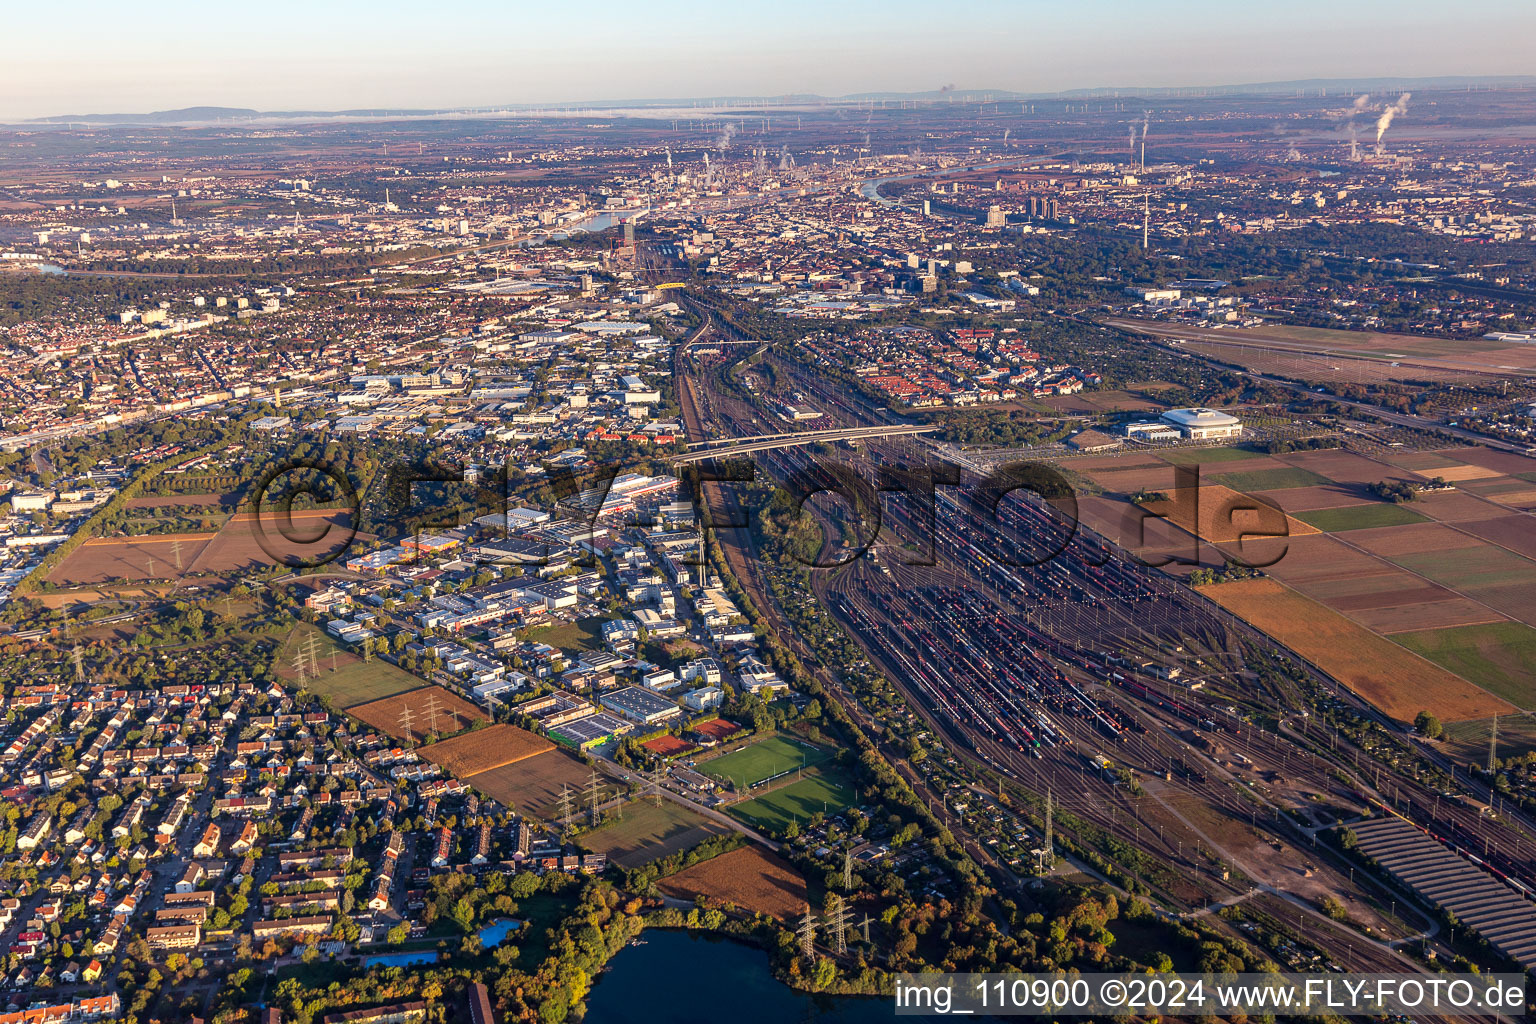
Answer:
[[1159, 407, 1243, 440]]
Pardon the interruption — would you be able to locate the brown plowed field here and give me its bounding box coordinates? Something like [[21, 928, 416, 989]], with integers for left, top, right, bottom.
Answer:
[[468, 748, 595, 819], [50, 534, 216, 585], [657, 845, 808, 920], [1201, 578, 1512, 722], [348, 686, 486, 743], [420, 724, 554, 777], [186, 508, 360, 574], [1140, 483, 1320, 546]]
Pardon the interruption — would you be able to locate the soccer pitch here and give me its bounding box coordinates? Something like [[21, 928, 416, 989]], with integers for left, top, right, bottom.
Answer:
[[728, 769, 857, 834], [700, 735, 829, 790]]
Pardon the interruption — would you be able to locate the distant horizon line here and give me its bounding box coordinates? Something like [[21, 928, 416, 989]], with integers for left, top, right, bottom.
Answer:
[[14, 73, 1536, 126]]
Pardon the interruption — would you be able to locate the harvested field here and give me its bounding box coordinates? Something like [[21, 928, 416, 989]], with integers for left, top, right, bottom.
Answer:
[[1200, 578, 1512, 722], [468, 748, 593, 819], [275, 624, 421, 708], [1461, 582, 1536, 629], [1350, 599, 1506, 635], [421, 724, 553, 777], [1385, 451, 1464, 472], [1040, 390, 1161, 413], [1342, 522, 1483, 559], [1067, 455, 1168, 472], [1391, 543, 1536, 591], [50, 533, 215, 585], [348, 686, 486, 743], [1433, 448, 1536, 476], [1415, 490, 1510, 523], [641, 735, 696, 759], [1292, 503, 1430, 532], [1138, 483, 1319, 546], [1455, 516, 1536, 561], [1264, 534, 1403, 584], [1283, 569, 1483, 628], [580, 800, 727, 869], [1276, 450, 1410, 485], [656, 845, 808, 920], [185, 508, 360, 574], [1255, 484, 1375, 513], [1293, 572, 1454, 607], [1082, 465, 1181, 494], [1430, 464, 1505, 482], [1480, 488, 1536, 509], [1394, 622, 1536, 710]]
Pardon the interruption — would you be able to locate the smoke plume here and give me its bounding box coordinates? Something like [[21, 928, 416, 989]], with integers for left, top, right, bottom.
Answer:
[[1374, 93, 1411, 153]]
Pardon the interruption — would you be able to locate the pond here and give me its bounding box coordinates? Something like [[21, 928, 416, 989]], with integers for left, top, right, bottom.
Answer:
[[478, 918, 523, 947], [364, 950, 440, 968], [586, 929, 893, 1023]]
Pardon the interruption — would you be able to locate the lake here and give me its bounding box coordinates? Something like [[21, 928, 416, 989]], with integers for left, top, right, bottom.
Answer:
[[585, 930, 893, 1023]]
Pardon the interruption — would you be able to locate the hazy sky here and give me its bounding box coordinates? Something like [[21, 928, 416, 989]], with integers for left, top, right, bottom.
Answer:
[[5, 0, 1534, 119]]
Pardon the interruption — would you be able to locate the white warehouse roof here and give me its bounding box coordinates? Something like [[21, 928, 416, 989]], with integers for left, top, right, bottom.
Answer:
[[1160, 407, 1241, 428]]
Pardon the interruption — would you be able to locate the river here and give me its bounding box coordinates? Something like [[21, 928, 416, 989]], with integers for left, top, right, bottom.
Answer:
[[585, 930, 894, 1023]]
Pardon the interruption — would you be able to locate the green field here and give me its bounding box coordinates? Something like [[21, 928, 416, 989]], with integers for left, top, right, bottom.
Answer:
[[1214, 467, 1331, 491], [727, 767, 857, 834], [1394, 621, 1536, 709], [522, 616, 607, 655], [276, 624, 421, 709], [1294, 503, 1431, 533], [1159, 446, 1261, 465], [581, 799, 727, 868], [701, 735, 830, 790]]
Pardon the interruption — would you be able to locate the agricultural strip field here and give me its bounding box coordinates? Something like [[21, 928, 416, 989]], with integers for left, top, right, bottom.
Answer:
[[420, 724, 554, 778], [656, 845, 808, 920], [579, 800, 728, 869], [1200, 578, 1513, 722], [49, 533, 216, 585], [123, 493, 232, 509], [1212, 467, 1331, 492], [1392, 622, 1536, 710], [1389, 544, 1536, 592], [1138, 483, 1320, 546], [347, 686, 486, 743], [274, 624, 421, 708], [726, 766, 857, 834], [185, 508, 362, 574], [466, 748, 594, 820], [1292, 503, 1432, 533], [1157, 446, 1265, 465], [700, 735, 830, 790]]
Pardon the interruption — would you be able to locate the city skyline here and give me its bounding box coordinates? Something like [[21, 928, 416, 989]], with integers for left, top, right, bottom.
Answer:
[[6, 0, 1536, 120]]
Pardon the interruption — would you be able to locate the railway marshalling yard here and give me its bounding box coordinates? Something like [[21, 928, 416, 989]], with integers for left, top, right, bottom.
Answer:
[[807, 436, 1536, 973], [684, 335, 1536, 979]]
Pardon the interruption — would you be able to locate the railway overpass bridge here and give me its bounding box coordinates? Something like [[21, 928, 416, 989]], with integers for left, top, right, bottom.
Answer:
[[671, 423, 938, 463]]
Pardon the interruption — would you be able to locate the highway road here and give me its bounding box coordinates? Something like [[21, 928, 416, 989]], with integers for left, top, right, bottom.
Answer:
[[1110, 321, 1536, 456]]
